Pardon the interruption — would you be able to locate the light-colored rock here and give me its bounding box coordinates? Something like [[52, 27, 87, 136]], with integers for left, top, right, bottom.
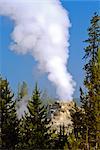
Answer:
[[48, 101, 74, 134]]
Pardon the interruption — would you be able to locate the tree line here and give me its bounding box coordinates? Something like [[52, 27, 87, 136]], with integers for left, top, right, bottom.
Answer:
[[0, 13, 100, 150]]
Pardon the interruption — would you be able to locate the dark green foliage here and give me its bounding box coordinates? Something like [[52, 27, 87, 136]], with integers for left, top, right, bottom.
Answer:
[[70, 103, 83, 140], [0, 77, 19, 150], [68, 103, 84, 149], [16, 114, 32, 149], [69, 13, 100, 150], [18, 83, 53, 149], [81, 12, 100, 149], [54, 124, 68, 150]]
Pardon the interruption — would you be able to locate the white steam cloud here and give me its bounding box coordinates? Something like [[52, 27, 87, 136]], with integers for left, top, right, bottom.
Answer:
[[0, 0, 75, 100]]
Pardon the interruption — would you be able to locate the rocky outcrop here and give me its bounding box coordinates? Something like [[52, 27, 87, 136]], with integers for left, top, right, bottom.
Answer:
[[48, 101, 74, 134]]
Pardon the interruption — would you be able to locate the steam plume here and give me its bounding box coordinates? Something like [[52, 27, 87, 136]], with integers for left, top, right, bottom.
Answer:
[[0, 0, 75, 100]]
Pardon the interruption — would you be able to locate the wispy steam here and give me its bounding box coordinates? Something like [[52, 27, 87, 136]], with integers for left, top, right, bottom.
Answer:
[[0, 0, 75, 100], [16, 96, 29, 119]]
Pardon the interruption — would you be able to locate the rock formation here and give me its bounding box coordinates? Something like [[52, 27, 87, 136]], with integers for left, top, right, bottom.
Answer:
[[48, 101, 74, 134]]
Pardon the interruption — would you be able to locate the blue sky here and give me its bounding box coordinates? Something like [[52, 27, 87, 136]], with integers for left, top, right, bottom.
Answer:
[[0, 0, 99, 99]]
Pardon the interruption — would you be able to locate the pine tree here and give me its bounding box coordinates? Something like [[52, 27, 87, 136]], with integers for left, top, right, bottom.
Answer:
[[68, 102, 84, 149], [56, 124, 67, 150], [70, 13, 100, 150], [80, 12, 100, 149], [0, 77, 19, 150], [19, 83, 52, 149], [16, 114, 31, 149]]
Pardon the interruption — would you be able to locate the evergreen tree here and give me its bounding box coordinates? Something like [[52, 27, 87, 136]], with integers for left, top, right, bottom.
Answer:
[[55, 124, 67, 150], [69, 13, 100, 150], [16, 114, 31, 149], [68, 102, 84, 149], [0, 77, 19, 150], [19, 83, 52, 149], [80, 12, 100, 149]]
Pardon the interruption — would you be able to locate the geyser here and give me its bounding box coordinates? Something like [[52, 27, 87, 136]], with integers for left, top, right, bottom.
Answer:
[[0, 0, 75, 101]]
